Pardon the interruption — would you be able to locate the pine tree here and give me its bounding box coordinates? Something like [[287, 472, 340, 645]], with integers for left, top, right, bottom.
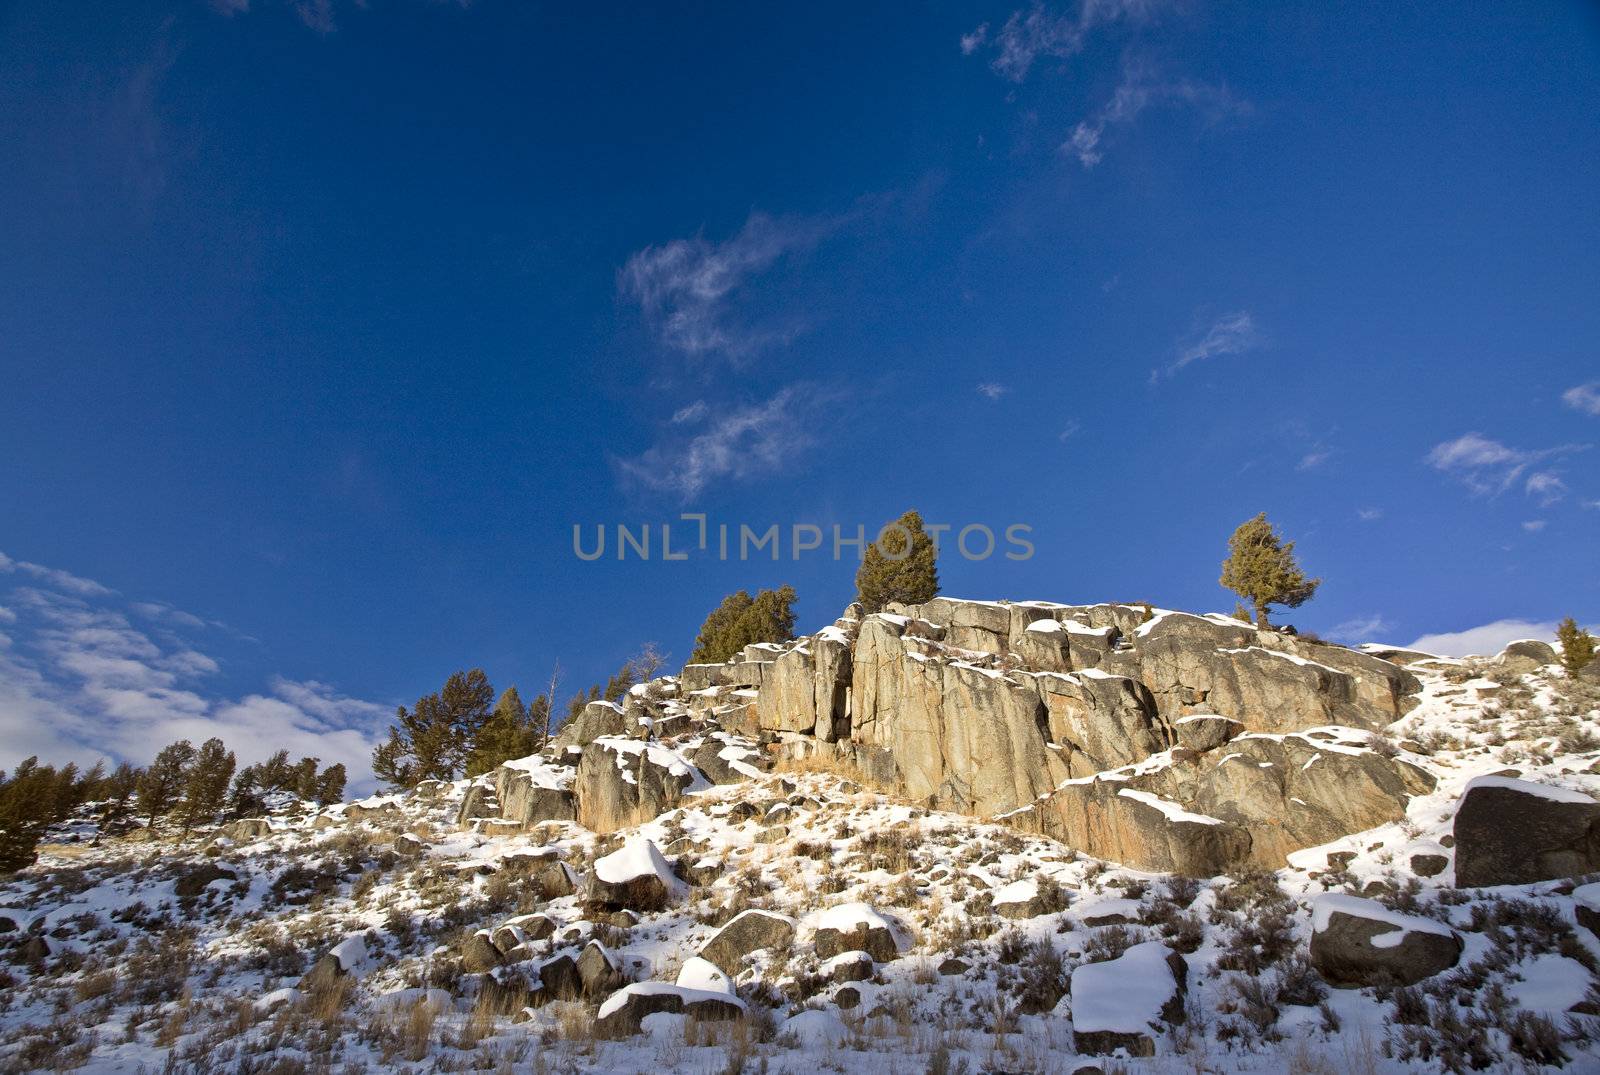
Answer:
[[314, 763, 347, 805], [371, 669, 494, 789], [688, 587, 798, 663], [227, 767, 267, 818], [137, 740, 196, 827], [1557, 617, 1597, 677], [854, 510, 940, 613], [1219, 512, 1322, 629], [0, 758, 53, 874], [177, 738, 235, 834], [257, 750, 293, 792], [291, 757, 320, 799], [465, 686, 540, 776]]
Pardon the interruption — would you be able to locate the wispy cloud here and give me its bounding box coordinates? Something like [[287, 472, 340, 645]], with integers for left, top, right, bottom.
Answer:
[[977, 382, 1010, 401], [1408, 618, 1567, 658], [617, 386, 823, 499], [1297, 446, 1334, 471], [211, 0, 469, 34], [1424, 432, 1587, 498], [670, 400, 709, 425], [1058, 420, 1083, 441], [1326, 614, 1392, 643], [1524, 471, 1567, 507], [1154, 311, 1261, 381], [0, 552, 388, 792], [1065, 57, 1250, 168], [0, 551, 116, 598], [964, 1, 1165, 82], [619, 212, 833, 361], [1563, 381, 1600, 417], [1522, 520, 1546, 533], [1357, 507, 1383, 522]]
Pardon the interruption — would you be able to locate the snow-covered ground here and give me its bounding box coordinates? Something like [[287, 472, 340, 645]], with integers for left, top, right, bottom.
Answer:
[[1, 654, 1598, 1073]]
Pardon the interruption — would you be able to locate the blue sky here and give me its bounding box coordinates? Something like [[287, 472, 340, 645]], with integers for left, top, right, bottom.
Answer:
[[2, 1, 1597, 790]]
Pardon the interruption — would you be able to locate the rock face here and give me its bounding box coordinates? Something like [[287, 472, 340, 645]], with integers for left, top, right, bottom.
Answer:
[[469, 597, 1429, 877], [1310, 895, 1462, 987], [1070, 942, 1186, 1057], [1497, 640, 1557, 672], [1453, 776, 1600, 887], [574, 739, 702, 835]]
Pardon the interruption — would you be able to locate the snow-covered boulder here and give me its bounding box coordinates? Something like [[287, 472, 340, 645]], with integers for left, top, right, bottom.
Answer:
[[576, 940, 625, 995], [575, 737, 706, 834], [1070, 941, 1187, 1057], [698, 908, 796, 973], [1309, 894, 1462, 987], [594, 981, 745, 1039], [1497, 639, 1557, 672], [811, 903, 903, 962], [460, 929, 505, 974], [675, 956, 734, 995], [779, 1009, 850, 1048], [587, 836, 685, 911], [1453, 775, 1600, 887], [300, 935, 371, 991]]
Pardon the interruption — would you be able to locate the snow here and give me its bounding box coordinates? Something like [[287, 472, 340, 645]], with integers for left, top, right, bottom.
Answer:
[[674, 956, 734, 994], [597, 982, 747, 1019], [329, 934, 369, 972], [1217, 646, 1344, 674], [992, 879, 1038, 907], [1311, 894, 1457, 946], [1461, 774, 1597, 805], [780, 1009, 850, 1047], [1574, 881, 1600, 913], [813, 902, 895, 935], [594, 836, 682, 891], [1025, 619, 1064, 635], [1117, 788, 1224, 826], [1504, 954, 1593, 1014], [1070, 941, 1179, 1035]]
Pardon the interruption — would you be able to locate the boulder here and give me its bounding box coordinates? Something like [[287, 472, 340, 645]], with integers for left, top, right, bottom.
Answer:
[[495, 760, 577, 828], [1574, 883, 1600, 940], [690, 733, 765, 785], [455, 783, 497, 827], [553, 700, 627, 747], [1071, 942, 1186, 1057], [595, 982, 744, 1038], [537, 953, 583, 1000], [576, 941, 625, 995], [1171, 713, 1243, 753], [699, 909, 796, 973], [1410, 853, 1449, 878], [174, 864, 237, 899], [1452, 776, 1600, 887], [300, 936, 368, 991], [461, 930, 505, 974], [992, 878, 1059, 920], [587, 837, 685, 911], [220, 818, 273, 841], [1497, 639, 1557, 672], [1309, 895, 1462, 987], [812, 904, 901, 963]]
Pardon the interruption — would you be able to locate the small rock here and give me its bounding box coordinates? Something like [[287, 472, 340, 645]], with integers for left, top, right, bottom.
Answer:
[[938, 957, 969, 976], [834, 985, 861, 1010], [1410, 853, 1448, 878]]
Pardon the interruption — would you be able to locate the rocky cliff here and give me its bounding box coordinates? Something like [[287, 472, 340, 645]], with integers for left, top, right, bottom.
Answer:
[[477, 597, 1434, 875]]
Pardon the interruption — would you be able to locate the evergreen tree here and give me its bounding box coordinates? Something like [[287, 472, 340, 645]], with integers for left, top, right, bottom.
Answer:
[[257, 750, 293, 792], [854, 510, 940, 613], [1219, 512, 1322, 629], [465, 686, 540, 776], [688, 586, 798, 663], [95, 762, 141, 836], [227, 767, 267, 818], [0, 758, 53, 873], [371, 669, 494, 789], [1557, 617, 1597, 677], [291, 757, 320, 799], [177, 738, 235, 834], [137, 740, 196, 826], [314, 763, 347, 805]]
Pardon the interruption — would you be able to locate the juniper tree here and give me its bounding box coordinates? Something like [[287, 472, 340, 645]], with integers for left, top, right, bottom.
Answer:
[[1557, 618, 1596, 677], [465, 685, 541, 776], [177, 738, 235, 834], [314, 763, 347, 805], [1219, 512, 1321, 629], [137, 740, 196, 826], [0, 758, 54, 873], [688, 587, 797, 663], [854, 510, 939, 613], [372, 668, 495, 789]]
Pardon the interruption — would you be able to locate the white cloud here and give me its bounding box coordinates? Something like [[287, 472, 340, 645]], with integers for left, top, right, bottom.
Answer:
[[0, 550, 115, 597], [969, 1, 1164, 82], [1155, 311, 1261, 380], [670, 400, 709, 425], [1357, 507, 1383, 522], [1064, 57, 1249, 168], [1563, 381, 1600, 417], [1059, 420, 1082, 441], [1424, 432, 1586, 498], [1407, 619, 1561, 658], [1522, 520, 1546, 532], [618, 386, 820, 499], [977, 382, 1010, 401], [619, 212, 831, 361], [1524, 471, 1567, 506], [1326, 614, 1392, 643], [0, 554, 389, 792], [1297, 446, 1333, 471], [130, 600, 208, 629]]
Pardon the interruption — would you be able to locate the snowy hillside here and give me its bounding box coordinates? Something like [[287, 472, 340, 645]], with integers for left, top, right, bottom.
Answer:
[[3, 604, 1600, 1074]]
